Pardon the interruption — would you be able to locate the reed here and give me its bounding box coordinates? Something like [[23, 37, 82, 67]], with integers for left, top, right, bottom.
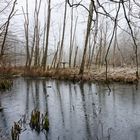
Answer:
[[0, 79, 13, 90]]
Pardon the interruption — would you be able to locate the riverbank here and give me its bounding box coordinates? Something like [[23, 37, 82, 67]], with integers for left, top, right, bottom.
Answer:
[[13, 66, 140, 83], [0, 66, 138, 83]]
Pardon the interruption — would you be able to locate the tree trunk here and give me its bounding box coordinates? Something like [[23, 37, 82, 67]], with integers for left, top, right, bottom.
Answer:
[[41, 0, 51, 70], [69, 0, 73, 68], [0, 0, 17, 57], [51, 42, 60, 69], [73, 46, 78, 68], [34, 0, 41, 67], [57, 0, 67, 68], [79, 1, 94, 75], [22, 0, 30, 68]]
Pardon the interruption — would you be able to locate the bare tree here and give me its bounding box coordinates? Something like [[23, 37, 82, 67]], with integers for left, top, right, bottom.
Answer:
[[22, 0, 30, 68], [51, 42, 60, 69], [0, 0, 17, 57], [69, 0, 74, 68], [34, 0, 42, 67], [41, 0, 51, 70], [73, 46, 78, 68], [121, 0, 139, 79], [57, 0, 67, 68], [79, 1, 94, 75]]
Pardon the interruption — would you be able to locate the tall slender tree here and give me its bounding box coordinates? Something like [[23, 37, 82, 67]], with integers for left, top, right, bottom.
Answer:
[[79, 1, 94, 75], [22, 0, 30, 68], [41, 0, 51, 70], [0, 0, 17, 57], [69, 0, 73, 68], [57, 0, 67, 68], [34, 0, 42, 67]]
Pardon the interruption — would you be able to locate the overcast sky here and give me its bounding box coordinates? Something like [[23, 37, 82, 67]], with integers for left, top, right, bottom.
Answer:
[[10, 0, 140, 53], [11, 0, 89, 51]]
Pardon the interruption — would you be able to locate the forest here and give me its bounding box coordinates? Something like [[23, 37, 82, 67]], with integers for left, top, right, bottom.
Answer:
[[0, 0, 140, 140], [0, 0, 140, 82]]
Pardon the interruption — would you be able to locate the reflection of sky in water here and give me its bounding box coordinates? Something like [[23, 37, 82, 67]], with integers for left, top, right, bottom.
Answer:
[[0, 78, 140, 140]]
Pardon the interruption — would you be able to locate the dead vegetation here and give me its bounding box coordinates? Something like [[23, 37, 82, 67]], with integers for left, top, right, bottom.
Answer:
[[11, 109, 49, 140], [0, 79, 13, 90], [0, 66, 138, 83], [0, 66, 23, 78], [22, 66, 139, 83], [87, 67, 138, 83], [11, 122, 22, 140]]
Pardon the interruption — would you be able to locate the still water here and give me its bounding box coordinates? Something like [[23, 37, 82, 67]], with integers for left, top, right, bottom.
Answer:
[[0, 78, 140, 140]]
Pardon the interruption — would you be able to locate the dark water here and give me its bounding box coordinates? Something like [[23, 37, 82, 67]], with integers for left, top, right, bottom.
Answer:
[[0, 78, 140, 140]]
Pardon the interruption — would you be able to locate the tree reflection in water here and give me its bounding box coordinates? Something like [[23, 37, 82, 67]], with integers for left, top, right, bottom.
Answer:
[[0, 79, 140, 140]]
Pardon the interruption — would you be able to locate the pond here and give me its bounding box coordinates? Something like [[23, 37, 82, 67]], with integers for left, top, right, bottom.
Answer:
[[0, 78, 140, 140]]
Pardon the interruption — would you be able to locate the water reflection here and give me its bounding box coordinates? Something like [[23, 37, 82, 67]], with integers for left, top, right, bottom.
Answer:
[[0, 78, 140, 140]]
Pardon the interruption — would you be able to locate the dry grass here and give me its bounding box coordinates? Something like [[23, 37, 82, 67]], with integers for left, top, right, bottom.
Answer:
[[87, 67, 138, 83], [0, 66, 138, 83], [45, 67, 138, 83]]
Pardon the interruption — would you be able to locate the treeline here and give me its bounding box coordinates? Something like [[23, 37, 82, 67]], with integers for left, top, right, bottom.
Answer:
[[1, 0, 140, 78]]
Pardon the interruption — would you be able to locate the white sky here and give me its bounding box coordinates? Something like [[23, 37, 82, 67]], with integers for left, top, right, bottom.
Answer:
[[12, 0, 88, 52], [9, 0, 140, 56]]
